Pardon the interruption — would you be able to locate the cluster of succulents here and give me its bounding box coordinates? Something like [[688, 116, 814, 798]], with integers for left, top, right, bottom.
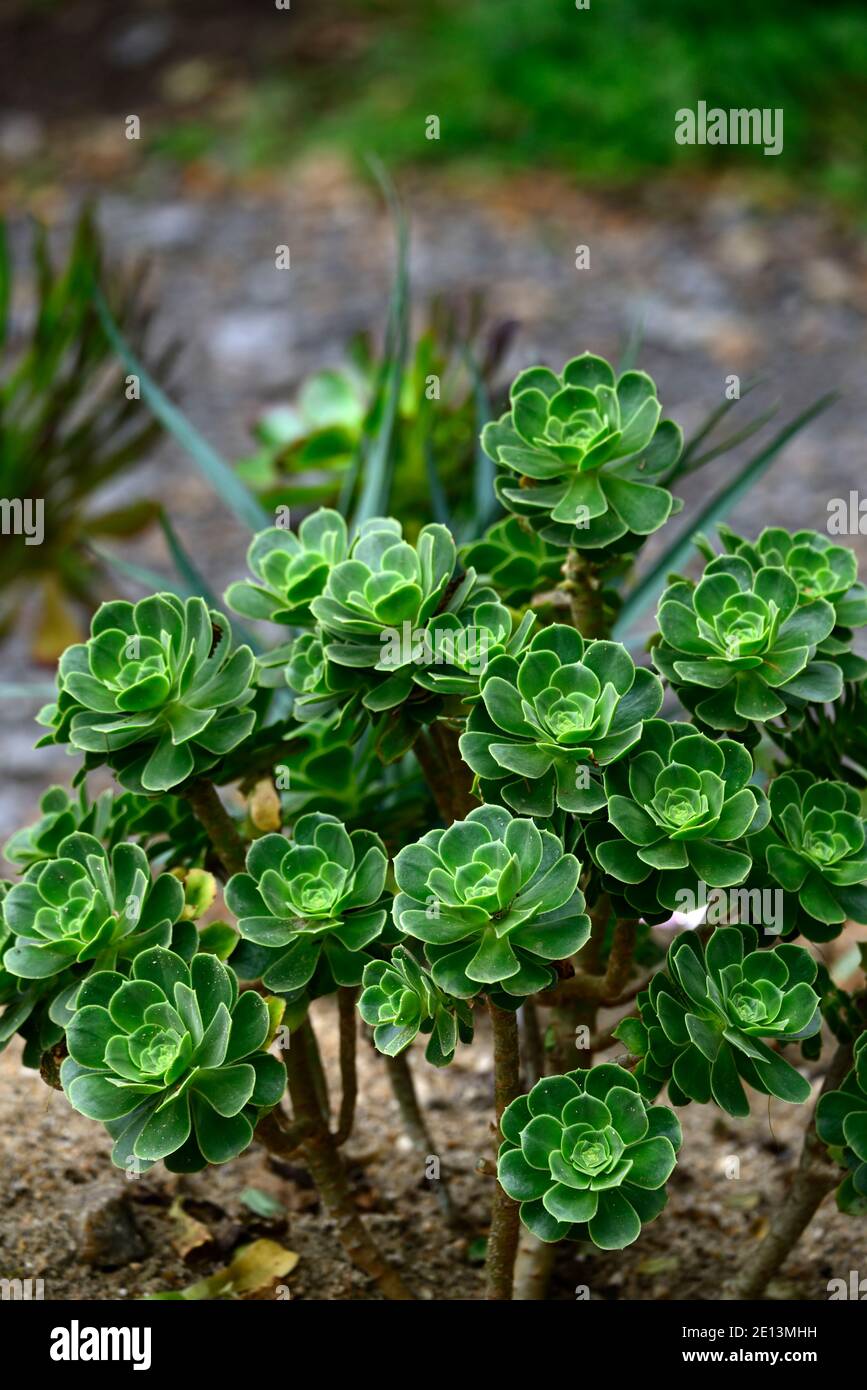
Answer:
[[461, 515, 564, 604], [716, 525, 867, 681], [749, 771, 867, 941], [3, 340, 867, 1301], [585, 720, 768, 916], [616, 928, 820, 1116], [226, 509, 348, 627], [392, 804, 589, 999], [482, 354, 682, 552], [497, 1064, 682, 1248]]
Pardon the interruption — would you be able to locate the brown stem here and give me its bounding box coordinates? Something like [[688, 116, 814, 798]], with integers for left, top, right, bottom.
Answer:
[[541, 919, 638, 1005], [333, 987, 359, 1146], [256, 1108, 314, 1157], [413, 720, 479, 825], [383, 1050, 461, 1229], [301, 1016, 331, 1122], [561, 550, 606, 638], [183, 778, 248, 878], [520, 999, 546, 1088], [284, 1025, 414, 1300], [722, 1039, 855, 1300], [485, 1000, 522, 1300]]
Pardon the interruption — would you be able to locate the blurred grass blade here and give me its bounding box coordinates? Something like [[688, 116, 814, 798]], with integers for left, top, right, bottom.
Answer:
[[0, 221, 9, 347], [464, 346, 496, 538], [675, 377, 768, 474], [0, 682, 56, 699], [614, 392, 838, 636], [158, 510, 260, 651], [617, 318, 644, 374], [158, 510, 221, 608], [93, 286, 269, 532], [425, 439, 451, 526], [352, 159, 409, 527], [88, 542, 186, 596], [680, 403, 781, 474]]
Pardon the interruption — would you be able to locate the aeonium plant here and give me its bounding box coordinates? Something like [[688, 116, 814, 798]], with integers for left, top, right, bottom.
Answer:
[[653, 554, 842, 731], [461, 624, 662, 816], [392, 804, 589, 999], [61, 947, 285, 1171], [749, 771, 867, 942], [3, 339, 866, 1305], [482, 353, 683, 551], [225, 812, 389, 995], [497, 1064, 682, 1248], [616, 927, 820, 1117], [37, 594, 256, 792]]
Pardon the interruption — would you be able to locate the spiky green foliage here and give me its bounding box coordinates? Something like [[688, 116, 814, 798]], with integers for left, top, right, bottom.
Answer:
[[392, 804, 589, 1000], [497, 1063, 682, 1249], [0, 210, 169, 660], [460, 625, 663, 816], [482, 354, 682, 552], [585, 720, 768, 915], [359, 946, 473, 1066], [816, 1032, 867, 1214], [37, 595, 256, 792], [616, 928, 820, 1117], [653, 554, 843, 731], [225, 813, 389, 996], [60, 948, 285, 1172], [749, 771, 867, 942]]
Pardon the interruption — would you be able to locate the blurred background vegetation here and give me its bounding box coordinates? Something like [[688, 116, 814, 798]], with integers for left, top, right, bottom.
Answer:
[[2, 0, 866, 210]]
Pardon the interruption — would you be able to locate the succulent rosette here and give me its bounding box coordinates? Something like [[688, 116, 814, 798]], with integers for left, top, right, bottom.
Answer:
[[60, 947, 285, 1172], [38, 595, 256, 792], [392, 804, 589, 1000], [225, 813, 389, 995], [311, 516, 457, 654], [816, 1033, 867, 1213], [2, 832, 185, 985], [482, 354, 682, 552], [616, 927, 820, 1117], [2, 784, 125, 868], [749, 771, 867, 942], [460, 516, 564, 604], [359, 946, 474, 1066], [225, 509, 348, 626], [410, 603, 536, 698], [285, 631, 368, 726], [653, 555, 842, 732], [584, 720, 768, 915], [717, 525, 867, 681], [461, 625, 663, 816], [497, 1064, 682, 1249]]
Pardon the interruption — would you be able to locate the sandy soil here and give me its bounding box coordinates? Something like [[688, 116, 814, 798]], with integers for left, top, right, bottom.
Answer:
[[0, 993, 860, 1302]]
